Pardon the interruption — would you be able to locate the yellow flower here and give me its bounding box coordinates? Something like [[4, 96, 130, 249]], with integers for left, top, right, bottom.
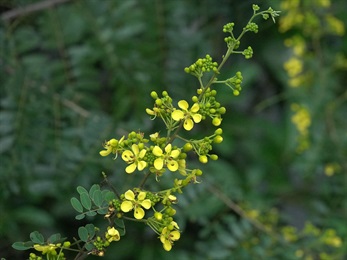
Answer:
[[121, 144, 147, 174], [152, 144, 180, 171], [33, 244, 58, 255], [284, 57, 303, 77], [120, 190, 151, 219], [171, 100, 202, 131], [160, 221, 180, 251], [106, 227, 120, 242], [99, 136, 124, 157]]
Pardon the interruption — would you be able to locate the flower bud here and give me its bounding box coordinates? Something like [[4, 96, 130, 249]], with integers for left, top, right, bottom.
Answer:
[[150, 91, 158, 99], [199, 155, 208, 164], [213, 135, 223, 143], [212, 117, 222, 126]]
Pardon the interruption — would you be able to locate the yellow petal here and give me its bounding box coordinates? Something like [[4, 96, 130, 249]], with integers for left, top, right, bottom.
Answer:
[[107, 227, 119, 237], [167, 160, 178, 171], [152, 146, 163, 157], [163, 240, 172, 251], [99, 148, 112, 156], [164, 144, 172, 153], [125, 163, 137, 173], [131, 144, 139, 156], [183, 118, 194, 131], [192, 113, 202, 123], [139, 149, 147, 158], [170, 230, 180, 241], [191, 103, 200, 112], [146, 108, 155, 115], [120, 201, 133, 212], [122, 150, 134, 162], [141, 199, 152, 209], [137, 192, 147, 201], [134, 207, 145, 219], [137, 160, 147, 171], [170, 149, 180, 159], [178, 100, 189, 110], [171, 110, 185, 121], [154, 158, 164, 170]]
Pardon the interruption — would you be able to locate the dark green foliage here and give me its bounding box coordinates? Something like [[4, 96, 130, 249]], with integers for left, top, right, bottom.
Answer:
[[1, 0, 346, 259]]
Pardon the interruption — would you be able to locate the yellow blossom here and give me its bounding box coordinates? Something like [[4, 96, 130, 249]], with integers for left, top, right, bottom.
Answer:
[[160, 221, 180, 251], [106, 227, 120, 242], [120, 190, 151, 219], [171, 100, 202, 131], [325, 14, 345, 36], [152, 144, 181, 171], [33, 244, 58, 255], [121, 144, 147, 174], [99, 136, 124, 157], [284, 57, 303, 77]]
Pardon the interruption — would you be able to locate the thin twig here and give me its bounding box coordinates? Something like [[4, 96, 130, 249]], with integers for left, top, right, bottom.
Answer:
[[1, 0, 73, 21]]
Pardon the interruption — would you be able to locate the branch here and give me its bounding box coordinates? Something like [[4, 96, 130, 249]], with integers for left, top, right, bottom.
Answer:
[[1, 0, 73, 21]]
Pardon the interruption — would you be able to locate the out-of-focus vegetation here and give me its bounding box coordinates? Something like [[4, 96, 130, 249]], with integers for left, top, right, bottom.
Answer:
[[0, 0, 346, 259]]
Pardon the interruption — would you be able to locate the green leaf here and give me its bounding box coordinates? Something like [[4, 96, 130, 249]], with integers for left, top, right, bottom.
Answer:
[[89, 184, 100, 198], [102, 190, 116, 202], [97, 208, 108, 214], [12, 241, 34, 250], [77, 186, 88, 195], [75, 214, 85, 220], [85, 224, 95, 238], [48, 233, 61, 243], [92, 189, 103, 207], [71, 197, 83, 213], [78, 226, 88, 242], [85, 242, 95, 251], [86, 211, 97, 217], [80, 192, 92, 210], [114, 219, 126, 236], [30, 231, 44, 244]]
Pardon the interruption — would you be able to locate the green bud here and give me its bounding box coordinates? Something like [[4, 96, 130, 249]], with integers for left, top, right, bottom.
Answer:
[[233, 90, 240, 96], [210, 154, 218, 160], [219, 107, 226, 114], [154, 212, 163, 220], [183, 143, 193, 152], [215, 128, 223, 135], [192, 96, 199, 103], [150, 91, 158, 99], [199, 155, 208, 164], [213, 135, 223, 143], [212, 117, 222, 126], [155, 99, 162, 106]]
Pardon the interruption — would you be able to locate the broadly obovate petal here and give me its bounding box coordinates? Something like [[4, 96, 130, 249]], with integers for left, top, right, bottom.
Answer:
[[124, 190, 135, 200], [122, 150, 134, 162], [141, 199, 152, 209], [154, 158, 164, 170], [167, 160, 179, 171], [164, 144, 172, 153], [183, 118, 194, 131], [121, 201, 133, 212], [131, 144, 139, 156], [125, 163, 137, 174], [170, 149, 180, 159], [137, 192, 146, 201], [192, 113, 202, 123], [190, 103, 200, 113], [171, 110, 185, 121], [178, 100, 189, 111], [138, 149, 147, 158], [152, 146, 163, 157], [137, 160, 147, 171], [134, 206, 145, 219]]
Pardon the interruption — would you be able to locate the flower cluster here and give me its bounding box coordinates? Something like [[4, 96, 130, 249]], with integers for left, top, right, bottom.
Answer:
[[184, 54, 218, 78]]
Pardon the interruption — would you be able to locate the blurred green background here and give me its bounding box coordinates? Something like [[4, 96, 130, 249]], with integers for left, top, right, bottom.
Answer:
[[0, 0, 346, 259]]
